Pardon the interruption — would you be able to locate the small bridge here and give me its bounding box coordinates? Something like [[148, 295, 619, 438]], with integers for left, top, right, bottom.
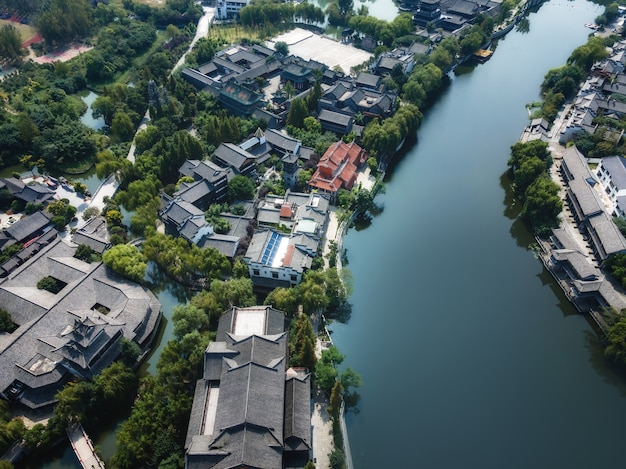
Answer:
[[67, 422, 105, 469]]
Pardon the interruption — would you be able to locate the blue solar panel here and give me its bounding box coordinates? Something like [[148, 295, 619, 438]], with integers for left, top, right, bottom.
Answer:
[[262, 232, 281, 265]]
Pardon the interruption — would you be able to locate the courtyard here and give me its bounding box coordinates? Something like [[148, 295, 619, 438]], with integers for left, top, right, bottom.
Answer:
[[267, 28, 372, 75]]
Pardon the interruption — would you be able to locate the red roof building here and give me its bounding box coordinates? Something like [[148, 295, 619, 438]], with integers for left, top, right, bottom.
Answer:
[[308, 141, 368, 203]]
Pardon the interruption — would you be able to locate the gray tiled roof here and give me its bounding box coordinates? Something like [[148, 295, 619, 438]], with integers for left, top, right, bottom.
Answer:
[[217, 306, 286, 340], [6, 211, 54, 243], [198, 233, 240, 258], [0, 237, 161, 408], [176, 180, 215, 206], [265, 129, 301, 154], [318, 109, 352, 126], [589, 211, 626, 258], [191, 425, 283, 469], [72, 217, 109, 253], [599, 155, 626, 190], [284, 370, 312, 451], [186, 305, 294, 468], [356, 72, 381, 88], [221, 214, 253, 239], [162, 199, 204, 226], [551, 249, 599, 280], [214, 143, 255, 171]]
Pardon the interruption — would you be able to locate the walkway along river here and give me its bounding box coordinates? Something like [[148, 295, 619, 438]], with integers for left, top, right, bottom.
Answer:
[[331, 0, 626, 468]]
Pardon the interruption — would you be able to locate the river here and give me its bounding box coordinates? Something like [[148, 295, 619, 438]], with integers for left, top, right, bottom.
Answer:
[[23, 0, 623, 467], [331, 0, 626, 468]]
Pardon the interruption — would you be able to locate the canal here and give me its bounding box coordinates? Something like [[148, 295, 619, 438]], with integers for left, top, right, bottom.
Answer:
[[24, 0, 625, 467], [330, 0, 626, 468]]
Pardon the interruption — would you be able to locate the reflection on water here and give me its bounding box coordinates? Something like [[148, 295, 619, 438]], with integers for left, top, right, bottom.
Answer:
[[80, 91, 106, 132]]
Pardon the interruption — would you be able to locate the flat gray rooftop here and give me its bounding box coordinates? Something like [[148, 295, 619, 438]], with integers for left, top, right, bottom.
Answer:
[[267, 28, 372, 74]]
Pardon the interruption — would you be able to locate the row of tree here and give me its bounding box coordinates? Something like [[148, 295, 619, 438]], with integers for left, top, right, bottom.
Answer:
[[239, 0, 325, 28], [507, 140, 562, 235]]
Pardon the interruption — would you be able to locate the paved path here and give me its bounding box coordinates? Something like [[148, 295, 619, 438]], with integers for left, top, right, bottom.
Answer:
[[67, 422, 105, 469], [311, 339, 334, 469]]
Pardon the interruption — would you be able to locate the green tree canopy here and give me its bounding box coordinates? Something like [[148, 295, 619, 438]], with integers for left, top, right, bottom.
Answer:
[[228, 175, 256, 201], [287, 97, 308, 129], [0, 24, 25, 65], [37, 0, 94, 45], [102, 244, 147, 283], [520, 176, 562, 235]]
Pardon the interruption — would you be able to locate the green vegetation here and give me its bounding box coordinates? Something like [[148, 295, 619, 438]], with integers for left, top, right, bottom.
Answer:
[[36, 276, 65, 293], [20, 361, 139, 461], [362, 104, 422, 161], [0, 308, 17, 333], [112, 276, 257, 467], [37, 0, 93, 46], [604, 253, 626, 290], [228, 174, 256, 201], [0, 24, 25, 65], [507, 141, 561, 235], [142, 233, 231, 286], [537, 36, 609, 123], [0, 400, 25, 457], [595, 2, 620, 27], [290, 313, 317, 371], [604, 313, 626, 368], [239, 0, 325, 32], [102, 243, 147, 283], [0, 243, 22, 265], [74, 244, 97, 263]]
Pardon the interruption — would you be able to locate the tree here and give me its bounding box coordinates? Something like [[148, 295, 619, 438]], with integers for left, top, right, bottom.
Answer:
[[315, 346, 344, 393], [520, 176, 562, 235], [605, 316, 626, 367], [265, 287, 301, 317], [329, 448, 346, 469], [102, 244, 147, 283], [172, 304, 210, 339], [228, 175, 256, 201], [208, 278, 256, 310], [111, 111, 135, 143], [74, 244, 95, 263], [119, 338, 141, 367], [328, 380, 343, 420], [82, 206, 100, 221], [287, 98, 308, 129], [340, 367, 362, 407], [337, 0, 354, 17], [567, 36, 609, 72], [275, 41, 289, 57], [290, 314, 317, 371], [0, 24, 25, 64], [0, 308, 16, 333], [106, 209, 124, 227], [37, 0, 94, 45], [37, 276, 63, 293]]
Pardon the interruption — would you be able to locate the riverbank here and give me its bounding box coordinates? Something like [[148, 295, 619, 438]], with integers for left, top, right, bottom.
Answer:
[[521, 29, 626, 337]]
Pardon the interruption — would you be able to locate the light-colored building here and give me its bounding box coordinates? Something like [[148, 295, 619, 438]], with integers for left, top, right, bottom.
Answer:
[[216, 0, 250, 20], [244, 229, 318, 290], [595, 155, 626, 217]]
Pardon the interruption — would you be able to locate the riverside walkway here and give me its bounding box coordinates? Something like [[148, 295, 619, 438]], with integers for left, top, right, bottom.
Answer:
[[67, 422, 105, 469]]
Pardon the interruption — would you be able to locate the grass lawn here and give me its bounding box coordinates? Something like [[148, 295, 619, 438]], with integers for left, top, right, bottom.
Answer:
[[0, 18, 37, 43], [208, 24, 265, 45]]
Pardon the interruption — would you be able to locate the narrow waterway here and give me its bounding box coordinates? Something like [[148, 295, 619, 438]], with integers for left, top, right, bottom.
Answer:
[[331, 1, 626, 468]]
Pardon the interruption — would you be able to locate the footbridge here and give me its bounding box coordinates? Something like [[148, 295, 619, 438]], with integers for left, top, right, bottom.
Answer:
[[67, 421, 105, 469]]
